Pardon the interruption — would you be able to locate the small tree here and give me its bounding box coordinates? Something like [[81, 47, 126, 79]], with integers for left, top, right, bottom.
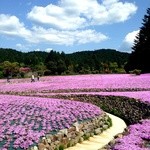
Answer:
[[2, 61, 20, 77], [109, 62, 118, 73]]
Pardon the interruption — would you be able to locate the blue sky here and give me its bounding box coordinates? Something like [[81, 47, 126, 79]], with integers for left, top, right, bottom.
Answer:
[[0, 0, 149, 53]]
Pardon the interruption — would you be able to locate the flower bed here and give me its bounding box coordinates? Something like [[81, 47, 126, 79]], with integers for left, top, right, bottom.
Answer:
[[32, 113, 111, 150], [49, 94, 150, 124], [0, 74, 150, 150], [0, 95, 107, 149], [0, 74, 150, 93], [107, 119, 150, 150]]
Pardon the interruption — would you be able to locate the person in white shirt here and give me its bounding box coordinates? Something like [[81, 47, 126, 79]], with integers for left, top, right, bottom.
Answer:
[[31, 74, 35, 82]]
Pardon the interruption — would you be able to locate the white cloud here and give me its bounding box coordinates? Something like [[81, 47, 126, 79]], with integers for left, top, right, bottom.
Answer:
[[0, 0, 138, 48], [124, 30, 139, 44], [119, 30, 139, 52], [45, 48, 53, 52], [27, 4, 86, 30], [27, 0, 137, 30], [16, 43, 24, 49], [0, 14, 31, 39], [0, 13, 108, 46], [16, 43, 30, 51], [28, 26, 108, 45], [34, 48, 40, 51]]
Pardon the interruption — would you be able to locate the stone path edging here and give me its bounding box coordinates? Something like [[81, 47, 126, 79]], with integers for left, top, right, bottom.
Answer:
[[65, 113, 127, 150]]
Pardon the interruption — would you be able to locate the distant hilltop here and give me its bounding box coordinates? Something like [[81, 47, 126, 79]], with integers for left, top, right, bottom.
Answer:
[[0, 48, 129, 64]]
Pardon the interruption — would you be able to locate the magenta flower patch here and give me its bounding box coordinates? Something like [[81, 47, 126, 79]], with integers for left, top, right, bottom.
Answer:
[[0, 95, 102, 149], [0, 74, 150, 149], [113, 119, 150, 150]]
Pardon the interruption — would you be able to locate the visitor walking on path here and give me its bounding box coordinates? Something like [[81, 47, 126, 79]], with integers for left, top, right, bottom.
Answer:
[[31, 74, 35, 82]]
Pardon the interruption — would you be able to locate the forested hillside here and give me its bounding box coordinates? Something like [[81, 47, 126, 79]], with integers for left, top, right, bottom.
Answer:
[[68, 49, 128, 69], [0, 48, 48, 64], [0, 48, 129, 78]]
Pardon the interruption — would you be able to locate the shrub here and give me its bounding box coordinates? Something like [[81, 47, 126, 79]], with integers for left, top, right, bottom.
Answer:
[[0, 71, 4, 78], [44, 70, 52, 76], [83, 134, 90, 140], [59, 145, 64, 150], [20, 72, 25, 78], [129, 69, 141, 75], [67, 142, 71, 148], [107, 116, 113, 127]]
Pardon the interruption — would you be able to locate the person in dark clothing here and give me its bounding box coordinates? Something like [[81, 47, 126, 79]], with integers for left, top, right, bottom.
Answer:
[[7, 76, 10, 83], [37, 74, 40, 81]]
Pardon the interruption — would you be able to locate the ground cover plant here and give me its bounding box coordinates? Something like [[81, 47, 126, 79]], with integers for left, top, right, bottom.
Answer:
[[0, 74, 150, 93], [0, 95, 102, 149], [0, 74, 150, 149], [111, 119, 150, 150]]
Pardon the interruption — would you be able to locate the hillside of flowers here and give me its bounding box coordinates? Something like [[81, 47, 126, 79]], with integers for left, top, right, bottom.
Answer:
[[0, 74, 150, 149]]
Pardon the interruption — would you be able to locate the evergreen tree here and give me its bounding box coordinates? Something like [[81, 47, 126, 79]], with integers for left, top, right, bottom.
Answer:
[[125, 8, 150, 73]]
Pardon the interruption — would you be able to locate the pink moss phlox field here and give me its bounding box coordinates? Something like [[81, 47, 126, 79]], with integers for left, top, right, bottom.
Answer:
[[0, 74, 150, 92], [0, 74, 150, 149], [113, 119, 150, 150], [0, 95, 102, 149]]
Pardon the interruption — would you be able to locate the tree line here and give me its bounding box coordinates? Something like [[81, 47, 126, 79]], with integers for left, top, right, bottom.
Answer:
[[0, 48, 129, 78]]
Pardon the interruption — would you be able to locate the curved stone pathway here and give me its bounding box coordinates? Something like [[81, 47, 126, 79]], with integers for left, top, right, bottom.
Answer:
[[65, 113, 127, 150]]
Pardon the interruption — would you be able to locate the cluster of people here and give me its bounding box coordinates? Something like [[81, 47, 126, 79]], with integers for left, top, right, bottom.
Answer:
[[6, 74, 40, 83], [31, 74, 40, 82]]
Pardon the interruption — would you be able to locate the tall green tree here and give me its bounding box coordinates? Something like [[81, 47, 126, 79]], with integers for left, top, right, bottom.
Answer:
[[125, 8, 150, 73]]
